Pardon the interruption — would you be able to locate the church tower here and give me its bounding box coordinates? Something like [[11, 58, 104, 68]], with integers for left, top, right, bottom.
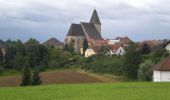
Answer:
[[90, 9, 101, 34]]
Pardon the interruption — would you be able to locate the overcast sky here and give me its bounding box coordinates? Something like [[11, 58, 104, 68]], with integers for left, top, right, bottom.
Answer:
[[0, 0, 170, 42]]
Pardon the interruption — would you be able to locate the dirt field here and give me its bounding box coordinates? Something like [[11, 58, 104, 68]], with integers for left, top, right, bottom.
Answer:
[[0, 69, 103, 87]]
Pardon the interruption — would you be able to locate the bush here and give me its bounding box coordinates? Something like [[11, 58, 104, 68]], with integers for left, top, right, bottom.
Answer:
[[21, 67, 31, 86], [81, 55, 124, 75], [31, 69, 41, 85], [137, 60, 154, 81]]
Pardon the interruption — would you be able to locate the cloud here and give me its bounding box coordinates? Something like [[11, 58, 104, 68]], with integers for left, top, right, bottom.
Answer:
[[0, 0, 170, 42]]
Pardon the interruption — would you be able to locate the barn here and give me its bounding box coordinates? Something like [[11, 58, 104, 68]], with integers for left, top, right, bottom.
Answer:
[[153, 56, 170, 82]]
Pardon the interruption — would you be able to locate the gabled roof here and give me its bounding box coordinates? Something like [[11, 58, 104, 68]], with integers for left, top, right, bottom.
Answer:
[[90, 9, 101, 24], [154, 56, 170, 71], [163, 40, 170, 47], [110, 44, 122, 52], [81, 22, 102, 40], [44, 37, 63, 46], [91, 45, 101, 53], [67, 24, 84, 36], [141, 40, 163, 50]]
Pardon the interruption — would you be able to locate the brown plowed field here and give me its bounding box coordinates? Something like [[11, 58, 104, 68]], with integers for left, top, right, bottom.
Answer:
[[0, 69, 102, 87]]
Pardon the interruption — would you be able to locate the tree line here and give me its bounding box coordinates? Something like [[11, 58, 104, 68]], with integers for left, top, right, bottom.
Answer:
[[0, 39, 169, 83]]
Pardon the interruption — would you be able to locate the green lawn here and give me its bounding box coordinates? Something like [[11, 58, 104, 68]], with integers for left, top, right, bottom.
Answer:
[[0, 82, 170, 100]]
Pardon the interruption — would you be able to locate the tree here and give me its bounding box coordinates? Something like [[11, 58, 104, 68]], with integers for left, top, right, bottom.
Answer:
[[21, 67, 31, 86], [98, 45, 111, 56], [63, 43, 74, 53], [12, 55, 29, 70], [31, 69, 41, 85], [124, 42, 142, 79], [141, 43, 151, 54], [0, 50, 3, 65], [138, 60, 154, 81], [83, 39, 88, 54]]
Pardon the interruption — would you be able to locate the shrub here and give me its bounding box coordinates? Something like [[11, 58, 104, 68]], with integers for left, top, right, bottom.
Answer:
[[137, 60, 154, 81], [21, 67, 31, 86], [31, 69, 41, 85]]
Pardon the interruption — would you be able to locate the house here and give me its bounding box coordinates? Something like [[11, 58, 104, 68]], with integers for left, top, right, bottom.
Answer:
[[85, 46, 99, 57], [153, 56, 170, 82], [109, 44, 125, 56], [44, 37, 63, 49], [64, 9, 103, 54], [141, 40, 163, 52], [85, 44, 125, 57], [164, 41, 170, 51]]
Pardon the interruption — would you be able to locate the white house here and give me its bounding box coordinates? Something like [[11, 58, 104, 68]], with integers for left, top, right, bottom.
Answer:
[[85, 44, 125, 57], [164, 41, 170, 51], [109, 45, 125, 56], [153, 56, 170, 82]]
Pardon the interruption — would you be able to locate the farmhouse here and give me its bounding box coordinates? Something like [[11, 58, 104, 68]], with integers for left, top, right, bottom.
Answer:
[[153, 56, 170, 82], [164, 41, 170, 51]]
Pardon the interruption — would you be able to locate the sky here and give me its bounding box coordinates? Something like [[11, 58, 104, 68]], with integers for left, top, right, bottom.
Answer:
[[0, 0, 170, 43]]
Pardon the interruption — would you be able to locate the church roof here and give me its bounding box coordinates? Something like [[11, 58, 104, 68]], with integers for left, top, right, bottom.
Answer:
[[67, 24, 84, 36], [44, 37, 63, 46], [90, 9, 101, 24], [81, 22, 102, 40]]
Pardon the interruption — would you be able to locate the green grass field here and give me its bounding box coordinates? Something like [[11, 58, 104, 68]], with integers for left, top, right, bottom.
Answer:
[[0, 82, 170, 100]]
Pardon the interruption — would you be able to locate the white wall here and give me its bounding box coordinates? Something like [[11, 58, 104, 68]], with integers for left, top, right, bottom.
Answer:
[[153, 71, 170, 82], [165, 43, 170, 51], [115, 47, 125, 55]]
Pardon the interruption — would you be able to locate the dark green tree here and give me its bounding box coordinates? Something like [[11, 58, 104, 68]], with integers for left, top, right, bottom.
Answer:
[[98, 45, 111, 56], [0, 50, 3, 65], [141, 43, 151, 54], [31, 69, 41, 85], [12, 55, 29, 70], [63, 43, 74, 53], [137, 60, 154, 81], [21, 67, 31, 86], [83, 39, 88, 54], [124, 42, 142, 79]]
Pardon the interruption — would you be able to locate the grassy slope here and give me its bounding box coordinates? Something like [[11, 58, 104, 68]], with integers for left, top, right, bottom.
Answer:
[[0, 82, 170, 100]]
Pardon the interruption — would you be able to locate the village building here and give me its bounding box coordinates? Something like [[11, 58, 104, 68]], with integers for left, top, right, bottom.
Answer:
[[44, 37, 63, 49], [153, 56, 170, 82], [164, 40, 170, 52], [109, 44, 125, 56], [64, 9, 103, 54], [85, 44, 125, 57]]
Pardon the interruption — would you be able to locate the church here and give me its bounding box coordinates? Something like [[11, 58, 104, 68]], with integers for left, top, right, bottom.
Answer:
[[64, 9, 103, 54]]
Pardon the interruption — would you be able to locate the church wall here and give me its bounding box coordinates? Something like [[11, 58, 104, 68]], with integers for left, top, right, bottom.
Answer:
[[65, 36, 85, 53]]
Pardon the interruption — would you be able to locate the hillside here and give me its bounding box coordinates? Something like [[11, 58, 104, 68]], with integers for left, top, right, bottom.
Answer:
[[0, 82, 170, 100]]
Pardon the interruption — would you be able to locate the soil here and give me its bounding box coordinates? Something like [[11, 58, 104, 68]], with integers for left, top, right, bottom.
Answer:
[[0, 69, 102, 87]]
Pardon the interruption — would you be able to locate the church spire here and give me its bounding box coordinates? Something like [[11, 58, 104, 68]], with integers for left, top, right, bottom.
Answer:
[[90, 9, 101, 24]]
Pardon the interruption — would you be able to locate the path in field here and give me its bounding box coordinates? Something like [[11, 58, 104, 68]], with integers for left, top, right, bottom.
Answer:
[[0, 69, 102, 87]]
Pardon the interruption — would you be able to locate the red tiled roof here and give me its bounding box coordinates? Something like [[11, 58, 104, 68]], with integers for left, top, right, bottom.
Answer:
[[142, 40, 162, 49], [154, 56, 170, 71], [44, 37, 63, 46], [91, 45, 100, 53], [115, 36, 131, 44], [109, 44, 122, 52]]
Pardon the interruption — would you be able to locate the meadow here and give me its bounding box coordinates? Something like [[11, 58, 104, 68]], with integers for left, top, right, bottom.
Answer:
[[0, 82, 170, 100]]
